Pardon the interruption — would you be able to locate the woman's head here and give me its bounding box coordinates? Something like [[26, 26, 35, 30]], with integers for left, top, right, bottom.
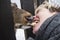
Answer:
[[35, 0, 60, 21], [32, 0, 60, 34]]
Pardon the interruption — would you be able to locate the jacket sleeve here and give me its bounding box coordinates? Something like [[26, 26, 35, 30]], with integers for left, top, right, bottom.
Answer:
[[48, 33, 60, 40], [48, 25, 60, 40]]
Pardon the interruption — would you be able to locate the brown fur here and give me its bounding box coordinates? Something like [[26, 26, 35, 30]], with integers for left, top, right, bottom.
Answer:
[[11, 3, 32, 26]]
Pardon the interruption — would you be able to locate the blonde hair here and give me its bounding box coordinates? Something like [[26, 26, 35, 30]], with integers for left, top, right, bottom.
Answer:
[[35, 1, 60, 14]]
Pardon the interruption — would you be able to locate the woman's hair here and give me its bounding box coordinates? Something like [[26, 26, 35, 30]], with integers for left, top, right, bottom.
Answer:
[[35, 0, 60, 13]]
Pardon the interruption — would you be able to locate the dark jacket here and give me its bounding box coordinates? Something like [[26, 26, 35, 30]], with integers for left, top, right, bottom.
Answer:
[[35, 13, 60, 40]]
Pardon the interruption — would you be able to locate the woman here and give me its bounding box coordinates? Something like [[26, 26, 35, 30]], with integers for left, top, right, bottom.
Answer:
[[33, 0, 60, 40]]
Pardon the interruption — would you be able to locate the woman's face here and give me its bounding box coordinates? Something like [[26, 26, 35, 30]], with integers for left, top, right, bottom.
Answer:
[[35, 7, 50, 20], [33, 7, 51, 34]]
